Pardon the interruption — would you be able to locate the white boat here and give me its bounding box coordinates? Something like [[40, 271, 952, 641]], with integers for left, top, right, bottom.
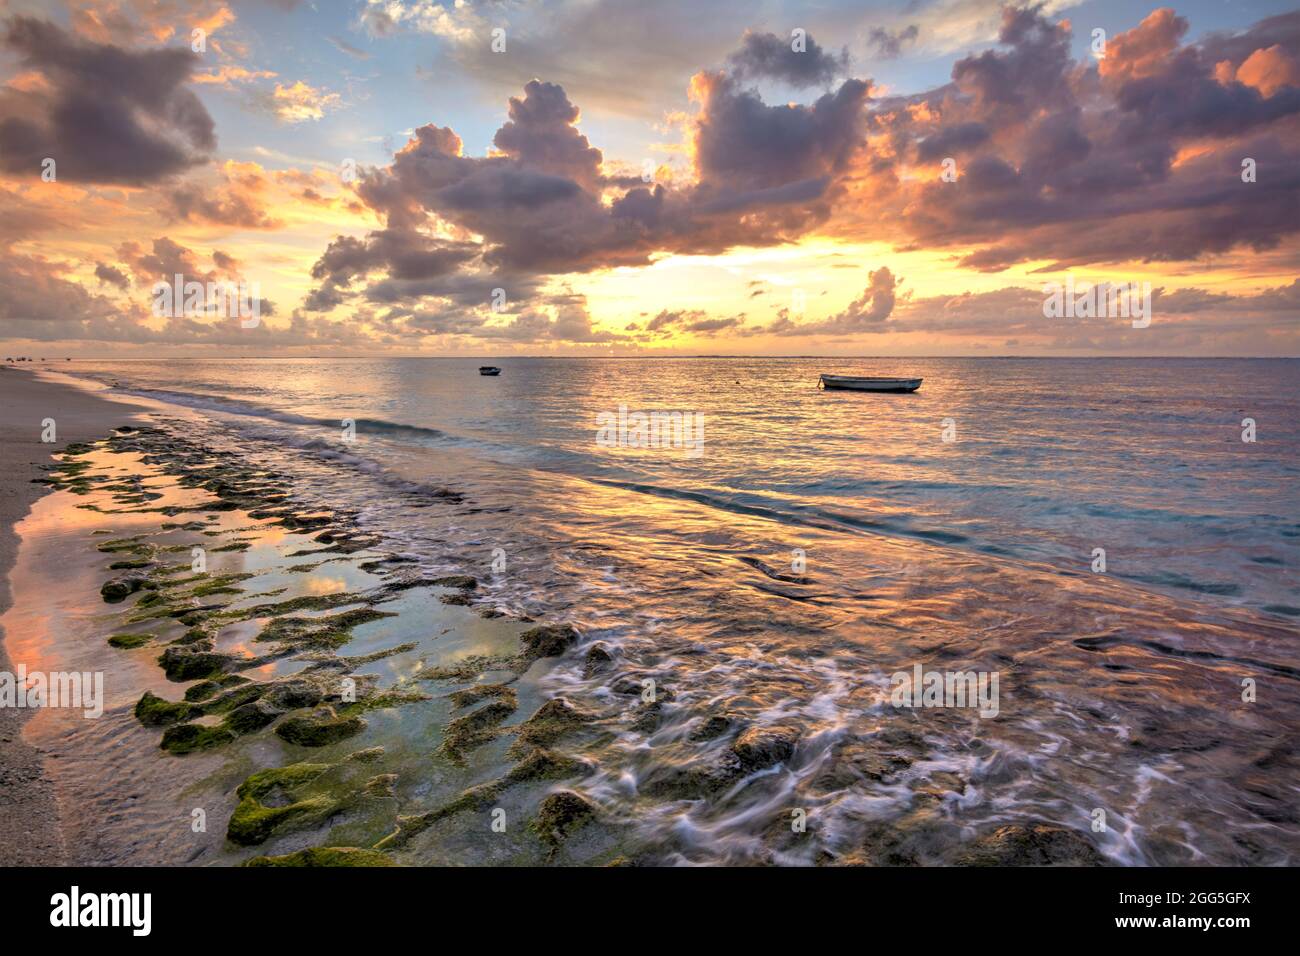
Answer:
[[818, 374, 922, 393]]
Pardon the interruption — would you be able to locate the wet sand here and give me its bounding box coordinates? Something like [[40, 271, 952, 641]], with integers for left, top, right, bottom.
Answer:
[[0, 368, 144, 864], [2, 397, 596, 865]]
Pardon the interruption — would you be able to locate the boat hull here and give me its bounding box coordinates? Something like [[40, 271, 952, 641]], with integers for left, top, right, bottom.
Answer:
[[819, 375, 921, 393]]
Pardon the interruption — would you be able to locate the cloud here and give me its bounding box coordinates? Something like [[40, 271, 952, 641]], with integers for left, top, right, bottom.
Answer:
[[839, 5, 1300, 271], [68, 0, 236, 46], [191, 65, 278, 87], [765, 267, 899, 335], [0, 16, 215, 184], [261, 80, 341, 123], [303, 67, 874, 339], [867, 25, 919, 60], [726, 29, 849, 87], [163, 161, 283, 228], [94, 262, 130, 289], [328, 35, 371, 59]]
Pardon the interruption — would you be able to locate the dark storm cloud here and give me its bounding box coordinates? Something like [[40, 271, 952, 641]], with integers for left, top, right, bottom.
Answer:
[[0, 16, 214, 184]]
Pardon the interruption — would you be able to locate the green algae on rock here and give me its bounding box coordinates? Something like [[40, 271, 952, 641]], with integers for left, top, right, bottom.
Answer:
[[275, 706, 366, 747], [227, 763, 339, 846], [531, 790, 596, 846], [107, 632, 154, 649], [243, 846, 398, 867], [134, 691, 202, 726]]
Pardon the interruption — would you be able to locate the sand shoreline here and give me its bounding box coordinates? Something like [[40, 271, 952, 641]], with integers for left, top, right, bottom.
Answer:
[[0, 368, 146, 864]]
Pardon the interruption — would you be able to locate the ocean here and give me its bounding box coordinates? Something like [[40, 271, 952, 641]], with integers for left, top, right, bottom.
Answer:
[[38, 357, 1300, 863]]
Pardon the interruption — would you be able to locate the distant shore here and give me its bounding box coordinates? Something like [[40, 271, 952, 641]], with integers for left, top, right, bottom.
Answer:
[[0, 368, 144, 864]]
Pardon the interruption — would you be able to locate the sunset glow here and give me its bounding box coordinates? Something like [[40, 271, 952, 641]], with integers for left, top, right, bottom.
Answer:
[[1, 0, 1296, 356]]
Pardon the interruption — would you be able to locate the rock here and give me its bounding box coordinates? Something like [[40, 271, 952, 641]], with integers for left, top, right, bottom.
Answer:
[[159, 646, 229, 681], [262, 680, 324, 710], [641, 753, 743, 800], [430, 575, 477, 590], [108, 559, 154, 570], [244, 847, 397, 867], [100, 573, 148, 602], [160, 721, 236, 754], [514, 697, 591, 748], [134, 691, 201, 727], [226, 763, 337, 846], [275, 706, 365, 747], [108, 632, 153, 649], [955, 824, 1107, 866], [629, 702, 663, 734], [583, 642, 614, 677], [504, 747, 585, 783], [532, 790, 595, 844], [688, 714, 733, 742], [223, 699, 282, 735], [441, 700, 516, 757], [364, 773, 398, 797], [183, 675, 248, 702], [732, 724, 798, 771], [519, 624, 579, 660]]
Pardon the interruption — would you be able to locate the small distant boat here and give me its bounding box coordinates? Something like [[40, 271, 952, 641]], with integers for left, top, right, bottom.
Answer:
[[818, 374, 922, 393], [479, 366, 501, 376]]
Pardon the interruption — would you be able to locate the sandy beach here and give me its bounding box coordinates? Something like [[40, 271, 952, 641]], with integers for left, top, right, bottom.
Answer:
[[0, 368, 144, 864]]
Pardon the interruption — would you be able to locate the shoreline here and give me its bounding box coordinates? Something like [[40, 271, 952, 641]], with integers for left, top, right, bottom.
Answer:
[[0, 368, 146, 865]]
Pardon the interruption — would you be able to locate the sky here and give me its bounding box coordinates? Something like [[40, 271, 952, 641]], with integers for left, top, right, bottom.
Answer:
[[0, 0, 1297, 357]]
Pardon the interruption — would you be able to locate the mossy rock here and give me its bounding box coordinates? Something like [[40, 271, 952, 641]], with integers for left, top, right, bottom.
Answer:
[[954, 824, 1108, 866], [519, 624, 579, 660], [223, 699, 281, 735], [532, 790, 595, 845], [135, 691, 201, 726], [583, 642, 614, 677], [430, 575, 477, 590], [440, 699, 515, 758], [160, 721, 237, 754], [513, 697, 592, 749], [101, 573, 149, 602], [732, 724, 798, 771], [183, 675, 249, 702], [108, 559, 154, 570], [275, 707, 366, 747], [108, 632, 153, 649], [227, 762, 337, 846], [244, 847, 398, 867], [159, 646, 229, 681]]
